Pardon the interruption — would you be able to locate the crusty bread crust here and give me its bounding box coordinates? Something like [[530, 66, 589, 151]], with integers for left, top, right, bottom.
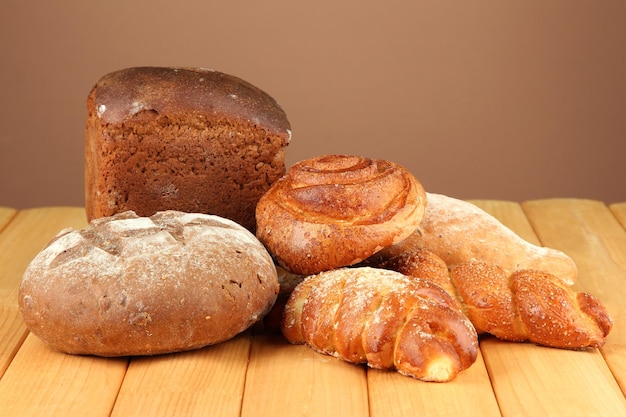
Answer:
[[85, 67, 291, 231], [379, 192, 578, 285], [369, 249, 612, 349], [19, 210, 279, 356]]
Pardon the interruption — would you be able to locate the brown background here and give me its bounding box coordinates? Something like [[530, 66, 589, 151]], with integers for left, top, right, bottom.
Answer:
[[2, 1, 625, 209]]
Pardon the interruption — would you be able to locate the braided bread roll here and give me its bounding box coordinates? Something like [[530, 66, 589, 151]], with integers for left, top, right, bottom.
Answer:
[[377, 192, 578, 285], [281, 267, 478, 382], [255, 155, 427, 276], [367, 242, 613, 349], [456, 261, 612, 348]]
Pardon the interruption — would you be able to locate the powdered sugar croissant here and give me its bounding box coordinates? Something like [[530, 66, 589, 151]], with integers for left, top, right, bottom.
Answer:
[[281, 267, 478, 382]]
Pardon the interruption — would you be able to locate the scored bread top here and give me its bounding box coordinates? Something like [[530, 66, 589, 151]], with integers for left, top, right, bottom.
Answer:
[[89, 66, 291, 140], [19, 210, 280, 356]]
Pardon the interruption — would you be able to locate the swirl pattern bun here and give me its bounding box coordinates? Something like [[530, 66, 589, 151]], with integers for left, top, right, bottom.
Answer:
[[255, 155, 427, 275]]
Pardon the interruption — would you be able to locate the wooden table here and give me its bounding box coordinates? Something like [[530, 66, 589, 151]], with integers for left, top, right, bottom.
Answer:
[[0, 199, 625, 416]]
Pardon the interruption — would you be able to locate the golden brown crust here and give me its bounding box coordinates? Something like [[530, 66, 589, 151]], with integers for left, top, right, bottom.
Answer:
[[364, 248, 460, 310], [369, 248, 613, 349], [281, 267, 478, 382], [511, 269, 611, 348], [450, 261, 529, 341], [256, 155, 427, 275]]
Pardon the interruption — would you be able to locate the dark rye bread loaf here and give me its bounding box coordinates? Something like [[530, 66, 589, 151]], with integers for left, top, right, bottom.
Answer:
[[18, 210, 279, 356], [85, 67, 291, 231]]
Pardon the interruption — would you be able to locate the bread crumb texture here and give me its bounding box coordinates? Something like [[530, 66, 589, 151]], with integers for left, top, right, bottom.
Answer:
[[85, 67, 291, 231]]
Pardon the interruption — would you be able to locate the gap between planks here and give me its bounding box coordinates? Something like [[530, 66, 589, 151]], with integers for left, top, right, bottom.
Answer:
[[473, 199, 626, 416]]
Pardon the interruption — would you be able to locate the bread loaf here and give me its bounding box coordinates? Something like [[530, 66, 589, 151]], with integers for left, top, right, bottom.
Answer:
[[282, 267, 478, 382], [85, 67, 291, 231], [377, 192, 578, 285], [256, 155, 427, 275], [19, 210, 279, 356]]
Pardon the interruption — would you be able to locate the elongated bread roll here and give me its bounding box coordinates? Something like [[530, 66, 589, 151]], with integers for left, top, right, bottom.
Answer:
[[19, 210, 279, 356], [377, 192, 578, 285]]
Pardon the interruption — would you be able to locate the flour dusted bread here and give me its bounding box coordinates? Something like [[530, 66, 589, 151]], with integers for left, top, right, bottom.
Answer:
[[256, 155, 427, 275], [282, 267, 478, 382], [19, 210, 279, 356], [377, 192, 578, 285], [85, 67, 291, 231]]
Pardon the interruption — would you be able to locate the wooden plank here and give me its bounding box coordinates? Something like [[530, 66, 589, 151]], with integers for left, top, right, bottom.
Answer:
[[521, 199, 626, 398], [110, 333, 252, 417], [0, 207, 127, 416], [0, 207, 17, 233], [0, 308, 27, 379], [468, 200, 542, 245], [470, 199, 626, 417], [608, 200, 626, 387], [0, 207, 20, 379], [610, 202, 626, 230], [368, 350, 501, 417], [240, 332, 369, 417], [0, 207, 87, 308], [482, 338, 624, 417], [0, 207, 87, 378], [0, 333, 127, 416]]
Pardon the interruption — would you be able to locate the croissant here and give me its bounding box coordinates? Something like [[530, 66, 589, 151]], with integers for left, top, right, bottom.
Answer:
[[367, 242, 613, 349], [281, 267, 479, 382], [377, 192, 578, 285], [255, 155, 427, 276]]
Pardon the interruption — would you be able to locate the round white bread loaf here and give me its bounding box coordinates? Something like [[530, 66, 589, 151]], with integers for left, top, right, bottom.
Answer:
[[19, 210, 279, 356]]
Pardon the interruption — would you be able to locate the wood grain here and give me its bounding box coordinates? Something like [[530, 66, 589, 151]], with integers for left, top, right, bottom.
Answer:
[[0, 207, 87, 379], [472, 199, 626, 416], [0, 207, 17, 233], [241, 332, 369, 417], [0, 333, 127, 417], [482, 338, 625, 417], [111, 333, 252, 417], [522, 199, 626, 397], [0, 308, 26, 379], [610, 202, 626, 230], [1, 203, 625, 417], [368, 350, 501, 417], [0, 207, 87, 307]]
